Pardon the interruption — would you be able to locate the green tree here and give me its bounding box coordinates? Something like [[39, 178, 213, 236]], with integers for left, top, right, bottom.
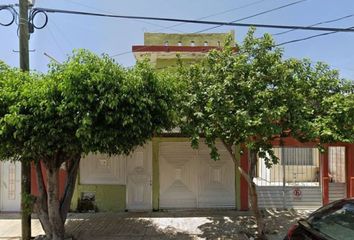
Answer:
[[0, 50, 177, 240], [178, 29, 354, 239]]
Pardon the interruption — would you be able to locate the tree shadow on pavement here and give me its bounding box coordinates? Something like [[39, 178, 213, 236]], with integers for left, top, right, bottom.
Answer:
[[65, 213, 194, 240], [62, 210, 312, 240], [197, 215, 253, 240], [197, 209, 312, 240]]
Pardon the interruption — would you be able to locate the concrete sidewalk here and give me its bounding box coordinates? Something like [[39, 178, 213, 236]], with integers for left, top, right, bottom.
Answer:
[[0, 210, 310, 240], [0, 214, 44, 239]]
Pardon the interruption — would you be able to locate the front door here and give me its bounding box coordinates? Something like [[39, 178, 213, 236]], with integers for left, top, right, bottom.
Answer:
[[0, 161, 21, 212], [126, 143, 152, 210]]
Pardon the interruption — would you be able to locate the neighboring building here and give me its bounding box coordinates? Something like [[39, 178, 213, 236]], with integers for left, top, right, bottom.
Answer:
[[133, 31, 235, 69]]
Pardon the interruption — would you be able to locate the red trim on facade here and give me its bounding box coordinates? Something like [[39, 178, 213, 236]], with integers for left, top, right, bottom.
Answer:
[[347, 144, 354, 198], [240, 147, 249, 211], [321, 146, 329, 205], [31, 161, 67, 199], [132, 45, 223, 53], [322, 177, 329, 204], [271, 137, 317, 147]]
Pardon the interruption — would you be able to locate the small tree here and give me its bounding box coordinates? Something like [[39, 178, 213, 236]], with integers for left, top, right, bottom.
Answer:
[[178, 29, 354, 239], [0, 50, 177, 240]]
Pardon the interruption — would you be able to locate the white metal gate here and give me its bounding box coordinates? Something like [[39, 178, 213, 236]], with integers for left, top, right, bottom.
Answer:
[[255, 147, 322, 209], [159, 141, 235, 209], [328, 146, 346, 202]]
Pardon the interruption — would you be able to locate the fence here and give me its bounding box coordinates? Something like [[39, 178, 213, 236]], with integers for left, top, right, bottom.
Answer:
[[255, 147, 322, 209]]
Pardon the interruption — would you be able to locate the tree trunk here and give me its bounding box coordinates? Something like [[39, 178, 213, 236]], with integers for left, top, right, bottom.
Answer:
[[46, 166, 65, 240], [34, 161, 52, 239], [60, 156, 80, 222], [33, 154, 81, 240], [249, 150, 266, 240], [21, 161, 31, 240], [221, 141, 267, 240]]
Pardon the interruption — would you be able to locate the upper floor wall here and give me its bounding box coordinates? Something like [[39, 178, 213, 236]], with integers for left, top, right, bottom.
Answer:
[[143, 31, 235, 47], [132, 31, 235, 68]]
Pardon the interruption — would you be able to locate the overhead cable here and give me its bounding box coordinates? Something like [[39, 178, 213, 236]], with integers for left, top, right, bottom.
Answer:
[[277, 26, 354, 46], [153, 0, 268, 32], [195, 0, 307, 33], [32, 7, 354, 33], [0, 5, 17, 26], [274, 14, 354, 36]]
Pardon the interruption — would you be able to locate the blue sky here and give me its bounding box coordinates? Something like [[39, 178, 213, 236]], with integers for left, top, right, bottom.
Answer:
[[1, 0, 354, 79]]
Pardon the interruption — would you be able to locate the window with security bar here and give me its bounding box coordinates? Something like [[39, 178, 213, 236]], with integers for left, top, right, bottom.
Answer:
[[283, 147, 313, 166], [328, 147, 346, 183], [255, 147, 320, 186]]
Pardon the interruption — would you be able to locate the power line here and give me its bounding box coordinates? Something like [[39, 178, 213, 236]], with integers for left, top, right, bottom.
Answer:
[[32, 7, 354, 33], [276, 26, 354, 46], [273, 14, 354, 36], [111, 0, 278, 57], [195, 0, 307, 33], [152, 0, 268, 32], [62, 0, 184, 32]]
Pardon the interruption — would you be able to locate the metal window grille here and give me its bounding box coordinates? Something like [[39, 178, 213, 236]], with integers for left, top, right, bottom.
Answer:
[[255, 147, 319, 186], [328, 147, 346, 183], [283, 148, 313, 166]]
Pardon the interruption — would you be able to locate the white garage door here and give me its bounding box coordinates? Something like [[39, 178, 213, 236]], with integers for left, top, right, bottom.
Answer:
[[159, 141, 235, 209]]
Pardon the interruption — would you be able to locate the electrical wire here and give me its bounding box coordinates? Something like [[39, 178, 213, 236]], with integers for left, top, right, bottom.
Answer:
[[195, 0, 307, 33], [0, 5, 16, 26], [7, 3, 354, 64], [273, 14, 354, 36], [152, 0, 268, 32], [30, 9, 48, 30], [50, 17, 74, 49], [276, 26, 354, 46], [110, 0, 275, 57], [63, 0, 184, 32], [32, 7, 354, 33], [47, 26, 66, 59]]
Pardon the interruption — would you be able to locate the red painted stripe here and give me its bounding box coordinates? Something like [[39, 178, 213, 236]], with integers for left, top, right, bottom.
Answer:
[[132, 45, 223, 53], [240, 147, 249, 211], [348, 144, 354, 198], [321, 146, 329, 205]]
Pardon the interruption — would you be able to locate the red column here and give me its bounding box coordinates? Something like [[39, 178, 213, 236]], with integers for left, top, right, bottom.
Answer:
[[240, 148, 249, 210], [31, 161, 67, 199], [321, 146, 329, 205], [347, 144, 354, 198]]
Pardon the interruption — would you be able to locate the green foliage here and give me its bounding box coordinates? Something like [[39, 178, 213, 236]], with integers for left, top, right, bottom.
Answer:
[[275, 59, 353, 144], [21, 192, 35, 215], [0, 50, 177, 164], [178, 28, 354, 167], [0, 62, 32, 160]]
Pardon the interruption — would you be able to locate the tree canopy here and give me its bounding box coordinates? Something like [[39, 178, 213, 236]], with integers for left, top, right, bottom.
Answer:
[[179, 29, 354, 166], [1, 50, 177, 163], [0, 50, 178, 240], [177, 28, 354, 239]]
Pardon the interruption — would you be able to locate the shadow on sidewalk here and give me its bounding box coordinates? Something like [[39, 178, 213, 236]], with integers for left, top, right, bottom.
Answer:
[[65, 213, 195, 240]]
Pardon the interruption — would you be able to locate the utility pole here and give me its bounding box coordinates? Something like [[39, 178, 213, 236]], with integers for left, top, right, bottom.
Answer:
[[19, 0, 31, 239]]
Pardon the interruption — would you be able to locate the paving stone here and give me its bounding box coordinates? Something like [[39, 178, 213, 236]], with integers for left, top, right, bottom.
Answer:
[[0, 210, 312, 240]]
